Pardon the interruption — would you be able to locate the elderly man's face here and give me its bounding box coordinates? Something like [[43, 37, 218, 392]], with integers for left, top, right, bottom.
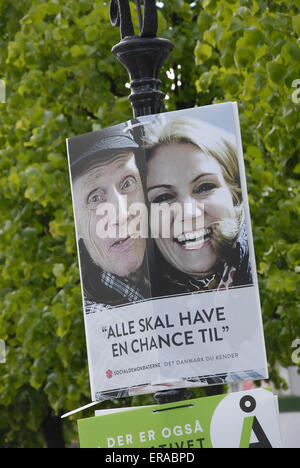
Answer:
[[73, 153, 146, 278]]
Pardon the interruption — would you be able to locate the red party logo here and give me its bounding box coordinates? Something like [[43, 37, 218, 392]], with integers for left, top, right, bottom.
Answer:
[[106, 369, 113, 379]]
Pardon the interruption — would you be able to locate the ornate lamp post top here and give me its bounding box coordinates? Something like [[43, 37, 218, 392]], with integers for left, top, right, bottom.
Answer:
[[110, 0, 158, 39]]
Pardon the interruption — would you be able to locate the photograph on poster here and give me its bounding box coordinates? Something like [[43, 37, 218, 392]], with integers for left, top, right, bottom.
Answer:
[[67, 102, 268, 401], [143, 113, 252, 297]]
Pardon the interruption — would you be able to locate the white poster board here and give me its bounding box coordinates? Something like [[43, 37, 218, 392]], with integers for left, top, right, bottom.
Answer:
[[67, 102, 268, 401]]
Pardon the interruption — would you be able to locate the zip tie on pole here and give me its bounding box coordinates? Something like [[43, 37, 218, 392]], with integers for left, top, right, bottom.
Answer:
[[61, 401, 101, 419], [123, 119, 154, 133]]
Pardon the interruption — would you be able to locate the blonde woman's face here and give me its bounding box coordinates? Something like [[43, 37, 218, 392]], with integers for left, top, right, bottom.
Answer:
[[147, 143, 236, 276]]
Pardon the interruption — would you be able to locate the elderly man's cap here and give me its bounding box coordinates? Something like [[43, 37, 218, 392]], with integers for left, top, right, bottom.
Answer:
[[67, 122, 139, 178]]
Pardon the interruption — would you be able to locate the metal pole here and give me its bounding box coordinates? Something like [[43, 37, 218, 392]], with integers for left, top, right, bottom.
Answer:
[[109, 0, 191, 404]]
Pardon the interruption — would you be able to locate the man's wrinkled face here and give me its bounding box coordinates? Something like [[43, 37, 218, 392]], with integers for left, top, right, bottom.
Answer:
[[73, 153, 146, 278]]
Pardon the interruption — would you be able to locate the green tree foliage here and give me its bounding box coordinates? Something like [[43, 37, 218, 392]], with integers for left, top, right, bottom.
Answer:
[[0, 0, 299, 447]]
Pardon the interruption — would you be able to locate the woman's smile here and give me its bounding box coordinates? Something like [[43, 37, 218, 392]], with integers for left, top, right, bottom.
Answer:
[[173, 227, 212, 250]]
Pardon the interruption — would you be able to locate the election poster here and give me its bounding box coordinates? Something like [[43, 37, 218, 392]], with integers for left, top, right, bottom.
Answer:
[[77, 389, 282, 448], [66, 102, 268, 402]]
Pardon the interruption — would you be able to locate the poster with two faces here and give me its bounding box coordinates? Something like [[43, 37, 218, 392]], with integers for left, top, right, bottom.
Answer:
[[67, 102, 268, 402]]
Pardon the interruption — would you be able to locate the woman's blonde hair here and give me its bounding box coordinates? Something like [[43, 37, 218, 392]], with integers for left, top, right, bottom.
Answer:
[[143, 115, 242, 206]]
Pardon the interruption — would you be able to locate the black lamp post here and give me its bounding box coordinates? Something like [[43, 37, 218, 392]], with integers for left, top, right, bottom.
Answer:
[[110, 0, 191, 405]]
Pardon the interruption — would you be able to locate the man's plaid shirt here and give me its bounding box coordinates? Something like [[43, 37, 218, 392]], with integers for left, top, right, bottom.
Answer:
[[84, 270, 145, 314]]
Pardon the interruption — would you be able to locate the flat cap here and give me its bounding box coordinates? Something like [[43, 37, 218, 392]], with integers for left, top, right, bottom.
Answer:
[[67, 122, 139, 178]]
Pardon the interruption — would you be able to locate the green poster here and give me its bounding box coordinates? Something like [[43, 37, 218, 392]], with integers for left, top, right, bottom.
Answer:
[[78, 389, 282, 448]]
